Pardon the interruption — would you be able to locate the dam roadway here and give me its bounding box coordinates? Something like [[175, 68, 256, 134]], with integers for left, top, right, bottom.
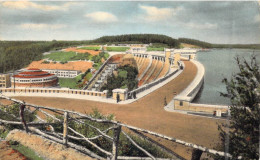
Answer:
[[4, 60, 226, 159]]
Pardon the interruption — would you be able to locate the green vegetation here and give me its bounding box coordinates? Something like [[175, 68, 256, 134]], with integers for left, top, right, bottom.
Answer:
[[58, 74, 82, 89], [81, 69, 93, 81], [1, 34, 259, 74], [44, 51, 91, 63], [10, 141, 44, 160], [48, 109, 172, 158], [90, 51, 110, 70], [106, 47, 130, 52], [93, 63, 102, 70], [59, 69, 93, 89], [0, 128, 9, 139], [118, 69, 128, 78], [79, 46, 100, 50], [101, 65, 138, 96], [0, 104, 36, 127], [147, 47, 164, 51], [178, 38, 212, 48], [41, 60, 50, 64], [94, 34, 180, 48], [85, 72, 93, 81], [147, 43, 169, 51], [0, 101, 172, 158], [0, 40, 90, 73], [179, 38, 260, 49], [214, 56, 259, 159]]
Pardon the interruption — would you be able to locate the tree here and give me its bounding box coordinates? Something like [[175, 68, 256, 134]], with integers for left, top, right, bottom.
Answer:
[[216, 56, 259, 159]]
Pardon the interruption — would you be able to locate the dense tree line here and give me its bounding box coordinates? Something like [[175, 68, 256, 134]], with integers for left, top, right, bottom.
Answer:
[[212, 44, 260, 50], [0, 40, 89, 73], [178, 38, 213, 48], [94, 34, 180, 48]]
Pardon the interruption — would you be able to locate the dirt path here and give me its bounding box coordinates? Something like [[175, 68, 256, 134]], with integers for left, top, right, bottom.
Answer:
[[8, 60, 226, 159], [0, 141, 27, 160]]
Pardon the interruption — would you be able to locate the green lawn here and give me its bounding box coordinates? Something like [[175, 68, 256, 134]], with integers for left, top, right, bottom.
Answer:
[[79, 46, 101, 50], [106, 47, 130, 52], [44, 51, 90, 63], [58, 74, 82, 89], [147, 47, 164, 51]]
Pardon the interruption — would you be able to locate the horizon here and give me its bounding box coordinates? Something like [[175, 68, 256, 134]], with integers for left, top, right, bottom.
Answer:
[[0, 1, 260, 44]]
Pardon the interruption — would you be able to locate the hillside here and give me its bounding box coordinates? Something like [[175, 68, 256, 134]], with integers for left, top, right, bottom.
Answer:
[[178, 38, 260, 49], [1, 34, 259, 73], [93, 34, 180, 48]]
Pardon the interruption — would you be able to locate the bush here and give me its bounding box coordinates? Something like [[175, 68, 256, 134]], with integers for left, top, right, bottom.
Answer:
[[101, 65, 138, 96], [41, 60, 50, 64]]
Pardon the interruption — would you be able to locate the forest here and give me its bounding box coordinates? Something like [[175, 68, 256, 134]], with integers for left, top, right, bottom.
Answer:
[[0, 40, 88, 73], [1, 34, 259, 73], [93, 34, 180, 48]]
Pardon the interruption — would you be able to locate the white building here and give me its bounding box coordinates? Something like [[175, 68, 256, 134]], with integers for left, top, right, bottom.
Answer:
[[42, 69, 81, 78]]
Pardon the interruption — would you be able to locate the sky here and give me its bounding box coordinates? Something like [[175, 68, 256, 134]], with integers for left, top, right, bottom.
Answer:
[[0, 1, 259, 44]]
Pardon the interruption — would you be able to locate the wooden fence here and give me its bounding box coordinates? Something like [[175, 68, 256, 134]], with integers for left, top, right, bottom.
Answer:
[[0, 95, 233, 160]]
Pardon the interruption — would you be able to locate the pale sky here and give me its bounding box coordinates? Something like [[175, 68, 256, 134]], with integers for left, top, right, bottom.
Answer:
[[0, 1, 260, 44]]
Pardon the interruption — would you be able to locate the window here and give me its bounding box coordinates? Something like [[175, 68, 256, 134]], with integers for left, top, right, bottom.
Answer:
[[180, 101, 183, 106]]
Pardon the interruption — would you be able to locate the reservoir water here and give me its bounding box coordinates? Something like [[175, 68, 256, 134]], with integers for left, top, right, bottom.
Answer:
[[193, 49, 260, 105]]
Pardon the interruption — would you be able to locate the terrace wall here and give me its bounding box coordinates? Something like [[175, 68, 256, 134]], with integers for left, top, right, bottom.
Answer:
[[0, 88, 107, 98], [11, 79, 58, 88]]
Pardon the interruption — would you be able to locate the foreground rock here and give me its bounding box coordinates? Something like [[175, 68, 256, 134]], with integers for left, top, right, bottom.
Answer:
[[6, 129, 94, 160]]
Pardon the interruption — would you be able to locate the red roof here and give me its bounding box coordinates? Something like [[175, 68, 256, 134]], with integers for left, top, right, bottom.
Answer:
[[27, 68, 40, 71], [13, 68, 56, 79], [19, 71, 49, 75]]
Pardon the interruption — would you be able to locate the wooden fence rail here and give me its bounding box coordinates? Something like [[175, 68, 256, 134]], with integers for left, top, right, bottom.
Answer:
[[0, 95, 233, 159]]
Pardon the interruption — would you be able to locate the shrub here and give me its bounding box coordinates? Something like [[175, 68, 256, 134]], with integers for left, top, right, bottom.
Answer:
[[41, 60, 50, 64]]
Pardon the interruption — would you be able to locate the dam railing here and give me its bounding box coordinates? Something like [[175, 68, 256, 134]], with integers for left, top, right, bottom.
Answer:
[[0, 95, 233, 159]]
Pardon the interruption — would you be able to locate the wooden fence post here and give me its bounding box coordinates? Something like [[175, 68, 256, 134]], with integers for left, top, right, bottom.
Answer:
[[111, 125, 121, 160], [63, 112, 68, 146], [19, 103, 28, 133]]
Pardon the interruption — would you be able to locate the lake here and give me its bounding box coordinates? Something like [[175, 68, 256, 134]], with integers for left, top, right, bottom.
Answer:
[[193, 49, 260, 105]]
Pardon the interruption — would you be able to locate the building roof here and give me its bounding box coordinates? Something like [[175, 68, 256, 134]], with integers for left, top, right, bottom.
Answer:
[[13, 68, 56, 79]]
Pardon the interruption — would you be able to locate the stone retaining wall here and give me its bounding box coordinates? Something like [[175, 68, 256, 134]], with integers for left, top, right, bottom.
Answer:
[[0, 88, 107, 98]]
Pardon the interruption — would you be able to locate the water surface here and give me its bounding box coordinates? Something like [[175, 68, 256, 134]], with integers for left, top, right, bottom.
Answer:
[[193, 49, 260, 105]]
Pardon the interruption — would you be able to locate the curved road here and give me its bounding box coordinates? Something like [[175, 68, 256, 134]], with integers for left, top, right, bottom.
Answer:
[[9, 60, 225, 159]]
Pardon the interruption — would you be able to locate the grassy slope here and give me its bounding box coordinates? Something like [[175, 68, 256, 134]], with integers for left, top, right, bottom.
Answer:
[[58, 74, 82, 89], [79, 46, 101, 50], [44, 51, 90, 62], [106, 47, 130, 52], [147, 47, 164, 51]]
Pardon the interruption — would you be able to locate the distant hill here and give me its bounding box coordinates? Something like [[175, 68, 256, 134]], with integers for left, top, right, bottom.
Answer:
[[180, 43, 200, 49], [178, 38, 260, 49], [93, 34, 180, 48]]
